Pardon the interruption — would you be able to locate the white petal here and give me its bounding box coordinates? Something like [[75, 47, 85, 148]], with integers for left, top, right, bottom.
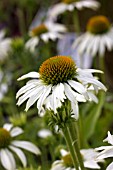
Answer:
[[46, 22, 67, 33], [41, 33, 49, 42], [72, 33, 85, 48], [103, 131, 113, 145], [17, 85, 44, 106], [0, 30, 5, 39], [99, 37, 106, 56], [37, 85, 52, 113], [37, 129, 52, 138], [66, 4, 74, 11], [90, 36, 100, 57], [77, 76, 107, 91], [52, 83, 66, 102], [46, 32, 58, 41], [10, 127, 23, 137], [96, 146, 113, 151], [85, 35, 96, 56], [75, 0, 100, 10], [64, 83, 76, 102], [16, 81, 37, 99], [25, 87, 44, 111], [87, 91, 98, 103], [60, 149, 69, 156], [106, 162, 113, 170], [9, 145, 27, 167], [47, 3, 67, 20], [84, 160, 100, 169], [97, 148, 113, 159], [12, 140, 41, 155], [17, 72, 40, 81], [71, 102, 79, 120], [77, 68, 103, 74], [3, 123, 13, 131], [68, 80, 88, 99], [0, 149, 16, 170], [50, 89, 60, 113], [25, 37, 39, 52], [103, 35, 113, 51], [78, 33, 92, 55]]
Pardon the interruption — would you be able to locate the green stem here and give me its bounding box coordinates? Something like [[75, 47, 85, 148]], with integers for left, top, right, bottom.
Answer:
[[99, 55, 106, 83], [67, 121, 85, 170], [73, 9, 81, 33], [62, 125, 79, 170], [17, 8, 26, 35]]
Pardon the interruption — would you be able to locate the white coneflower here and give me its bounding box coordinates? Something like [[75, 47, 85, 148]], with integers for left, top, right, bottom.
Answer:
[[0, 30, 12, 62], [0, 123, 41, 170], [47, 0, 100, 21], [96, 131, 113, 170], [25, 22, 67, 52], [51, 149, 103, 170], [73, 15, 113, 57], [16, 55, 106, 120]]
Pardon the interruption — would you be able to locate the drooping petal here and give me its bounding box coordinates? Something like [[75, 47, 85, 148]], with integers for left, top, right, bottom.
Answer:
[[87, 91, 98, 103], [71, 101, 79, 120], [0, 149, 16, 170], [16, 81, 37, 99], [25, 37, 39, 52], [77, 33, 92, 55], [68, 80, 88, 99], [103, 35, 113, 51], [77, 76, 107, 91], [99, 36, 106, 56], [25, 88, 44, 111], [10, 127, 23, 137], [64, 83, 77, 102], [17, 85, 44, 106], [12, 140, 41, 155], [9, 145, 27, 167], [91, 36, 101, 56], [52, 83, 66, 103], [37, 85, 52, 113], [17, 72, 40, 81]]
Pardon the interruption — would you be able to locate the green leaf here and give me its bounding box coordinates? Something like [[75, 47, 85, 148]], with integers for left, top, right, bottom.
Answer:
[[83, 91, 105, 140]]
